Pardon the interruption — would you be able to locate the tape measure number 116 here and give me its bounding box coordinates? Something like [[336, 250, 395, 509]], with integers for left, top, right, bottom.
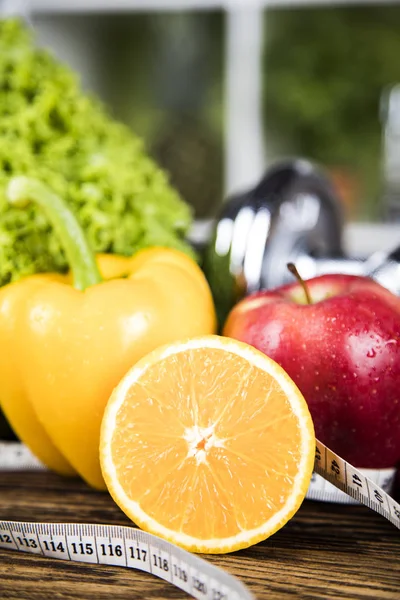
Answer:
[[0, 439, 399, 600]]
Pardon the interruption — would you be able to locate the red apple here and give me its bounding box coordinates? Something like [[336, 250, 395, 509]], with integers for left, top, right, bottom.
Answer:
[[223, 273, 400, 469]]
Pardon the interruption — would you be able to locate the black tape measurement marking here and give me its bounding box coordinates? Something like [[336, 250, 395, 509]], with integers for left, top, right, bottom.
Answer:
[[313, 440, 400, 529], [0, 520, 254, 600], [0, 440, 399, 599]]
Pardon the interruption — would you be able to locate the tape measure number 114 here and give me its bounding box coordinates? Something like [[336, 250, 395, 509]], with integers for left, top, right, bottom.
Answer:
[[0, 439, 399, 600]]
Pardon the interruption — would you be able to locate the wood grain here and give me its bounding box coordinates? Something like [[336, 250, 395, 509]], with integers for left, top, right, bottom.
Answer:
[[0, 471, 399, 599]]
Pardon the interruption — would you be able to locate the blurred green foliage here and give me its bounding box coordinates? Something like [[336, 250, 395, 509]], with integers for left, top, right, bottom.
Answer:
[[95, 12, 224, 219], [32, 8, 400, 222], [264, 6, 400, 220], [0, 18, 195, 286]]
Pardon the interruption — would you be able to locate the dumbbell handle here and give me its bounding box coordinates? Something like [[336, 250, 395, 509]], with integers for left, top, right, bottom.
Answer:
[[294, 249, 400, 296], [295, 256, 364, 279]]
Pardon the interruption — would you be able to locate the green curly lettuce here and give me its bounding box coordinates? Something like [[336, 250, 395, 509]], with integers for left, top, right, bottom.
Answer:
[[0, 18, 194, 286]]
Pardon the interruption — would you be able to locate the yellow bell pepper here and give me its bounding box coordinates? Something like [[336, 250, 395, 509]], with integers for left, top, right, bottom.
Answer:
[[0, 177, 216, 489]]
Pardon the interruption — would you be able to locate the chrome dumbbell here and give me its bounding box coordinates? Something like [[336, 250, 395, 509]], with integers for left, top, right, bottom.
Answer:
[[203, 158, 400, 325]]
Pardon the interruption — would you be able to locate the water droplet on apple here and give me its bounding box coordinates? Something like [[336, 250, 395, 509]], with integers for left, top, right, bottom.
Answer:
[[315, 370, 319, 376], [367, 349, 376, 358]]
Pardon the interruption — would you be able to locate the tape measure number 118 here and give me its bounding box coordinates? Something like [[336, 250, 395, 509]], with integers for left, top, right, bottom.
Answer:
[[0, 439, 399, 600]]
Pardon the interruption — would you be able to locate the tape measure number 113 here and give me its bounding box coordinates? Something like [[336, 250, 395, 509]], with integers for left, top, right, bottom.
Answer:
[[0, 439, 399, 600]]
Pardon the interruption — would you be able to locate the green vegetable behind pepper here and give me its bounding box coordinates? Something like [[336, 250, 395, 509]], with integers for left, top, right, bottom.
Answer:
[[0, 18, 195, 288]]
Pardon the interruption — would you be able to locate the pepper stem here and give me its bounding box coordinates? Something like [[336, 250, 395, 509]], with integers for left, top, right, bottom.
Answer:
[[7, 176, 102, 291], [287, 262, 312, 305]]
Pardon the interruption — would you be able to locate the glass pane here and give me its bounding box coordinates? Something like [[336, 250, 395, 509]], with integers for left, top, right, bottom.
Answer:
[[33, 11, 225, 220], [264, 6, 400, 223]]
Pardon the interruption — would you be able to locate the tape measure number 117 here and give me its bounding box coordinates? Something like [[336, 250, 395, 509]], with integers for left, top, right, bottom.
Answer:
[[0, 439, 399, 600]]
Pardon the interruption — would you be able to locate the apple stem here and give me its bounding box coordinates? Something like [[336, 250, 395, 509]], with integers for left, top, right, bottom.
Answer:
[[287, 263, 312, 305]]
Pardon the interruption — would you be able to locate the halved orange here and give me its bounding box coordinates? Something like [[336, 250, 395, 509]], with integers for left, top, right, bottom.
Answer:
[[100, 335, 315, 554]]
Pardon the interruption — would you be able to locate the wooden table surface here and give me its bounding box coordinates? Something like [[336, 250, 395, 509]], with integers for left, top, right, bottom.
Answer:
[[0, 470, 399, 600]]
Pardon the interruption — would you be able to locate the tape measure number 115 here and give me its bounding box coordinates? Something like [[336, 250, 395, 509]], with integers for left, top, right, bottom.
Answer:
[[0, 439, 399, 600]]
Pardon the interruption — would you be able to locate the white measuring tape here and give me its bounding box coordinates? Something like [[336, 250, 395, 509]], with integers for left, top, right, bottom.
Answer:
[[1, 440, 396, 504], [0, 439, 399, 600], [307, 463, 397, 504], [0, 520, 253, 600]]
